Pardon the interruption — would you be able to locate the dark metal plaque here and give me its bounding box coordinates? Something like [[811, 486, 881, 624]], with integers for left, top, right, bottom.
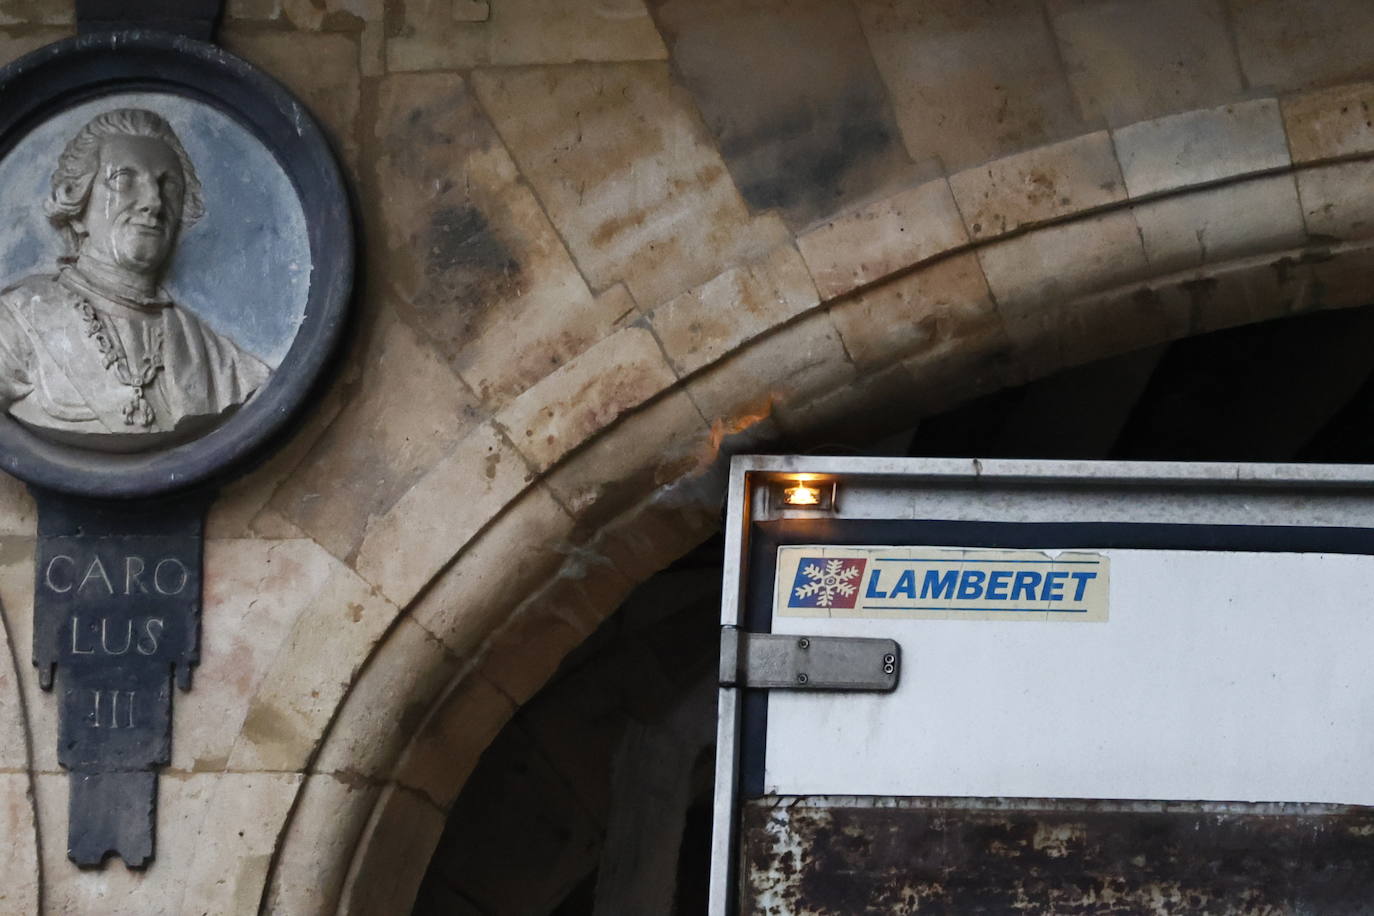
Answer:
[[34, 487, 210, 866], [76, 0, 222, 39]]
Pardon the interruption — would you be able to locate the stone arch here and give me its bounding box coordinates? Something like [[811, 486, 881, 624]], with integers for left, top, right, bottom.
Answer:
[[259, 82, 1374, 914]]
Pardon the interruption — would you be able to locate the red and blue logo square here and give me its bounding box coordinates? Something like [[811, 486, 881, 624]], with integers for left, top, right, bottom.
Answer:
[[789, 557, 867, 609]]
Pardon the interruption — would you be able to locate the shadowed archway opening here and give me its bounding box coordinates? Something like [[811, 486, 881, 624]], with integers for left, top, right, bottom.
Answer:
[[411, 301, 1374, 915]]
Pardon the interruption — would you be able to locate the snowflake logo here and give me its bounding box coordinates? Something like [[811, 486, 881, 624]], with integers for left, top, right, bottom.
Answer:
[[788, 557, 867, 609]]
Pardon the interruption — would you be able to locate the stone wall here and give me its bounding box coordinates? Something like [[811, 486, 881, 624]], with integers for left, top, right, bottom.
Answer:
[[1, 1, 1374, 912]]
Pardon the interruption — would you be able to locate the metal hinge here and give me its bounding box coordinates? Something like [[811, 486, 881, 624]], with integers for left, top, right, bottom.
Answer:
[[719, 628, 900, 691]]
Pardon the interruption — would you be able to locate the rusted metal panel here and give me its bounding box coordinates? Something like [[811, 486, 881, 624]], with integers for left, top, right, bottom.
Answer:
[[741, 797, 1374, 915]]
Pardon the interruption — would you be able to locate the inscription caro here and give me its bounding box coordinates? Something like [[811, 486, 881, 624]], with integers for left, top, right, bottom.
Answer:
[[45, 554, 189, 596]]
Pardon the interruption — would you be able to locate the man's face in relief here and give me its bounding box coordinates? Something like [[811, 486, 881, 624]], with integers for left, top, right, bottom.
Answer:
[[76, 134, 186, 277]]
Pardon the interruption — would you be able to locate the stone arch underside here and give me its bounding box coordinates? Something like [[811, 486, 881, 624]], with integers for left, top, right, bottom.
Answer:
[[269, 86, 1374, 913]]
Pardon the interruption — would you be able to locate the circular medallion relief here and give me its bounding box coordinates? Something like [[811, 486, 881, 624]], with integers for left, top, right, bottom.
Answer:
[[0, 33, 351, 498]]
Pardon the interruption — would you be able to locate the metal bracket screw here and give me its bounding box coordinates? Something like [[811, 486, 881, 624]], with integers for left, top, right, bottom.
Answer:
[[796, 673, 809, 685]]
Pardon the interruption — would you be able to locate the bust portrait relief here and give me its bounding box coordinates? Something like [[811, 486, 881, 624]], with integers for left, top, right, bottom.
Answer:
[[0, 95, 311, 454]]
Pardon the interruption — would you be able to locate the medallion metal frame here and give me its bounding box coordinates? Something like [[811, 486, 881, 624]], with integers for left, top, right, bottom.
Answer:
[[0, 29, 351, 498]]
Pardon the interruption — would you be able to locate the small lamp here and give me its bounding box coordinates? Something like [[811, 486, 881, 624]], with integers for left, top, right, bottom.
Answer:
[[773, 475, 836, 511]]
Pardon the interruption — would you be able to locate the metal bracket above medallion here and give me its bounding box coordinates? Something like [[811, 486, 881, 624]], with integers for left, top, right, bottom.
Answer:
[[76, 0, 224, 41], [719, 628, 901, 691]]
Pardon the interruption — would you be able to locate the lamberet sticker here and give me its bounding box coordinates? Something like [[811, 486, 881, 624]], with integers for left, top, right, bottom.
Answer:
[[775, 545, 1109, 621]]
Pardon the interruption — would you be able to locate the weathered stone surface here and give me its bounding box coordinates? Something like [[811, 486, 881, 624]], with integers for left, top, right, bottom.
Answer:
[[543, 390, 711, 532], [0, 538, 49, 771], [898, 317, 1025, 415], [453, 0, 490, 22], [650, 244, 818, 375], [336, 785, 448, 915], [978, 211, 1151, 374], [596, 282, 644, 327], [179, 771, 303, 916], [650, 0, 918, 228], [1133, 174, 1306, 273], [0, 773, 38, 916], [1297, 162, 1374, 242], [313, 617, 460, 779], [0, 1, 70, 25], [225, 0, 281, 21], [360, 16, 383, 76], [1231, 0, 1374, 92], [0, 473, 33, 535], [950, 132, 1126, 241], [226, 562, 397, 771], [219, 30, 360, 163], [278, 0, 379, 30], [856, 0, 1086, 172], [564, 496, 713, 608], [263, 774, 381, 915], [1037, 281, 1190, 375], [1114, 100, 1290, 198], [828, 252, 999, 372], [775, 362, 927, 445], [1282, 82, 1374, 163], [472, 63, 789, 310], [0, 592, 36, 915], [479, 589, 599, 707], [207, 385, 344, 539], [268, 315, 482, 562], [38, 771, 299, 914], [1308, 238, 1374, 312], [1046, 0, 1244, 127], [352, 421, 530, 607], [387, 0, 666, 71], [797, 178, 968, 300], [35, 771, 207, 915], [394, 671, 516, 810], [0, 26, 70, 62], [409, 484, 573, 659], [494, 326, 678, 472], [1151, 254, 1305, 337], [174, 539, 337, 772], [0, 584, 28, 769], [374, 73, 631, 410], [688, 310, 856, 428], [244, 507, 309, 540], [978, 210, 1149, 313]]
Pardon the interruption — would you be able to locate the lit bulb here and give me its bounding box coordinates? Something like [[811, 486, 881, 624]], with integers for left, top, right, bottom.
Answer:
[[783, 481, 822, 506]]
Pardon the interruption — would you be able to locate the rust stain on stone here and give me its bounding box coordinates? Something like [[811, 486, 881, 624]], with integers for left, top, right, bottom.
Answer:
[[240, 700, 301, 751], [591, 207, 650, 249]]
